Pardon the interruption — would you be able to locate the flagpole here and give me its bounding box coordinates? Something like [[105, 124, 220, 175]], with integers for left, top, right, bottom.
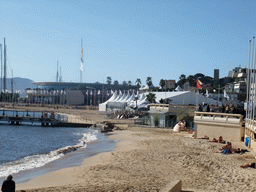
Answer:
[[249, 36, 255, 133], [246, 40, 252, 122], [250, 37, 255, 128], [91, 89, 93, 106], [102, 79, 104, 103], [0, 43, 2, 96], [253, 36, 256, 128], [87, 89, 89, 109], [196, 89, 199, 111]]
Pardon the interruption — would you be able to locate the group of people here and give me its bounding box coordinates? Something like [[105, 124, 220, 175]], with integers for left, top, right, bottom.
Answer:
[[204, 136, 247, 155], [203, 136, 255, 169], [197, 102, 245, 117]]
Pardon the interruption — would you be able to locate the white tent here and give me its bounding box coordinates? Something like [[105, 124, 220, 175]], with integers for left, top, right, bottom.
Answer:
[[139, 85, 148, 90], [121, 93, 130, 102], [113, 93, 122, 102], [139, 93, 146, 101], [116, 93, 127, 102], [107, 91, 118, 102], [152, 91, 220, 106], [100, 90, 220, 112], [99, 91, 118, 111], [175, 85, 183, 92]]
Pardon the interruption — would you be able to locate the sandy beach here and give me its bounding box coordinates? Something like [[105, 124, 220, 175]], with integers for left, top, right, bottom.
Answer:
[[2, 105, 255, 191]]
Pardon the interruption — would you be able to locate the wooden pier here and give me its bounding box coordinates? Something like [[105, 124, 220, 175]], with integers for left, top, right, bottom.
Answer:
[[0, 109, 93, 127]]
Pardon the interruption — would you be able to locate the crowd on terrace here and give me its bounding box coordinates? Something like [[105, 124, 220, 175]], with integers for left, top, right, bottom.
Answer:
[[197, 103, 245, 117]]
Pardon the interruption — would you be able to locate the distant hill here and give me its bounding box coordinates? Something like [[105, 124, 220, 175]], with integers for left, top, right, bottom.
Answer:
[[0, 77, 37, 96]]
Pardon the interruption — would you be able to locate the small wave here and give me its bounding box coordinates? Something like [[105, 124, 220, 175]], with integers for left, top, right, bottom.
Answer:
[[0, 132, 97, 177]]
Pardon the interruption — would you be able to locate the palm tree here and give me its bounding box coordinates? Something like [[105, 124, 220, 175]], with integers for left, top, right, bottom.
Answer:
[[146, 93, 156, 103], [113, 80, 119, 85], [123, 81, 127, 87], [135, 78, 141, 87], [146, 77, 153, 87], [159, 79, 165, 90], [128, 80, 132, 86], [178, 74, 186, 85], [106, 76, 112, 85]]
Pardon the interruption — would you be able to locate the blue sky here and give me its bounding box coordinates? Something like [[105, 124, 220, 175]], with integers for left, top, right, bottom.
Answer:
[[0, 0, 255, 86]]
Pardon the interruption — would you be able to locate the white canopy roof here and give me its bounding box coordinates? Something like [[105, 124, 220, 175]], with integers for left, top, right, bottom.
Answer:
[[116, 93, 127, 102], [175, 85, 183, 91], [113, 93, 122, 102]]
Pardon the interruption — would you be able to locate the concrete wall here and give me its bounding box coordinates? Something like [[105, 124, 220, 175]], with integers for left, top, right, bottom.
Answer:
[[194, 112, 244, 142], [150, 104, 170, 113], [149, 104, 195, 116], [66, 90, 84, 105]]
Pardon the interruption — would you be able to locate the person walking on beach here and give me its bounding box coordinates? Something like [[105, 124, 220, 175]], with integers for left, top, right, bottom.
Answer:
[[1, 175, 15, 192]]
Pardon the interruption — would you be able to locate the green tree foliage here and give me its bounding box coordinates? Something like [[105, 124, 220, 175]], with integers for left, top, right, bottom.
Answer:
[[146, 77, 153, 87], [128, 80, 132, 86], [177, 74, 186, 85], [106, 76, 112, 85], [122, 81, 127, 86], [187, 75, 195, 86], [159, 79, 165, 89], [135, 78, 141, 87], [146, 92, 156, 103], [194, 73, 205, 79], [113, 80, 119, 85]]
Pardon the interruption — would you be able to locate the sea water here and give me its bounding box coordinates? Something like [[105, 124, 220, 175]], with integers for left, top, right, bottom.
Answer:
[[0, 124, 116, 184]]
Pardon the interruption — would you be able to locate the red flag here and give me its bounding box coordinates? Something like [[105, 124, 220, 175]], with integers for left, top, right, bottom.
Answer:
[[196, 79, 203, 90]]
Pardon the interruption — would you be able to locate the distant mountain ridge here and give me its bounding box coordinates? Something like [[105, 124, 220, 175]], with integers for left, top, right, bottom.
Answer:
[[0, 77, 36, 92]]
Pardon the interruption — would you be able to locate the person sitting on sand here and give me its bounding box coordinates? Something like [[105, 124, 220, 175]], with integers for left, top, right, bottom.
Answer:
[[218, 136, 223, 143], [217, 142, 233, 154], [229, 142, 234, 153], [219, 142, 230, 151], [240, 163, 256, 169]]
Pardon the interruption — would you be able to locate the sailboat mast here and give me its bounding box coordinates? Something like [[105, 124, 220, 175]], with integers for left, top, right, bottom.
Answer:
[[0, 42, 2, 93], [3, 38, 6, 93], [80, 38, 83, 83], [11, 69, 13, 101], [56, 60, 59, 82], [59, 66, 62, 82]]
